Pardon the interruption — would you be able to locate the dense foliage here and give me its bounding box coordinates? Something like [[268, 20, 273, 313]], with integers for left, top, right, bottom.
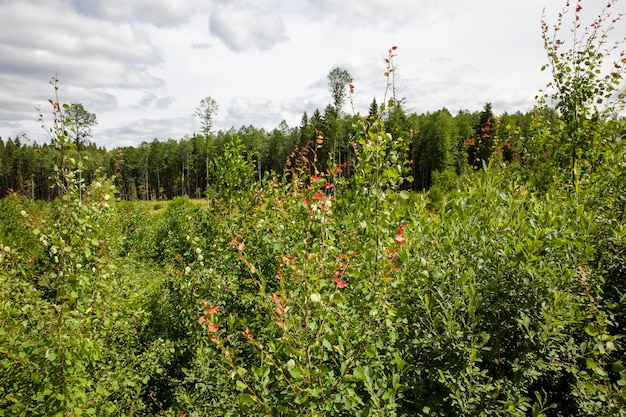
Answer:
[[1, 1, 626, 415]]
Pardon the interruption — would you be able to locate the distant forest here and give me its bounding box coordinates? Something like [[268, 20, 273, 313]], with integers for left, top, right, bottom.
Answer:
[[0, 101, 541, 201]]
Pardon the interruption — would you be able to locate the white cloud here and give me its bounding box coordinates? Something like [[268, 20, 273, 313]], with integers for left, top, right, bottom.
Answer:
[[209, 3, 288, 51]]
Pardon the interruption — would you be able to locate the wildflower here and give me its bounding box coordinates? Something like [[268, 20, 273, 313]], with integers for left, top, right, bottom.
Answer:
[[207, 322, 219, 333], [198, 315, 207, 324], [302, 197, 311, 207], [391, 45, 398, 50], [313, 192, 324, 200], [349, 83, 355, 94]]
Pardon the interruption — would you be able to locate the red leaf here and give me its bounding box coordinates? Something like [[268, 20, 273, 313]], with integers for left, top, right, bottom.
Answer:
[[334, 276, 347, 289], [202, 300, 219, 315], [242, 327, 253, 339]]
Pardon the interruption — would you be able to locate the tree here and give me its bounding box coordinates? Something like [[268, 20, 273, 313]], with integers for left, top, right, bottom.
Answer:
[[413, 109, 456, 189], [467, 103, 496, 169], [368, 98, 379, 120], [195, 96, 219, 195], [327, 68, 353, 112], [66, 103, 97, 199], [66, 103, 97, 151], [195, 96, 219, 138], [326, 68, 353, 176], [539, 0, 626, 184]]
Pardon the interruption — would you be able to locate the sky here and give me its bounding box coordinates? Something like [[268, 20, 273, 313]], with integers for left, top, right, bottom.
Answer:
[[0, 0, 623, 149]]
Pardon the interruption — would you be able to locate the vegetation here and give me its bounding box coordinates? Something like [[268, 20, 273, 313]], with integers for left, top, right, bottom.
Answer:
[[1, 1, 625, 415]]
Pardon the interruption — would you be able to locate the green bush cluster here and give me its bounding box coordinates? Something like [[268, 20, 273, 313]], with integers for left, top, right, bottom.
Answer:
[[1, 111, 625, 416]]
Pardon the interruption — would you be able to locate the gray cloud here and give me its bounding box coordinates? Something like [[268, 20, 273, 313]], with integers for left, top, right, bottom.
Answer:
[[132, 93, 172, 109], [156, 97, 173, 109], [191, 42, 212, 50], [301, 0, 465, 29], [99, 116, 196, 149], [224, 97, 282, 128], [209, 3, 288, 51], [0, 0, 164, 129], [72, 0, 211, 26]]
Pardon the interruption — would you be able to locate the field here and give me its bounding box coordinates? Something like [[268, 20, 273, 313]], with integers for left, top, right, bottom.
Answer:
[[1, 1, 626, 414]]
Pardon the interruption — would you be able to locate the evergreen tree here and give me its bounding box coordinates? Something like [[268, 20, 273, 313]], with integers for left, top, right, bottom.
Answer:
[[468, 103, 495, 168]]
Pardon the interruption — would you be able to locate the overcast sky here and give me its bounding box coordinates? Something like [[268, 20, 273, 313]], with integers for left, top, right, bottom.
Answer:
[[0, 0, 623, 149]]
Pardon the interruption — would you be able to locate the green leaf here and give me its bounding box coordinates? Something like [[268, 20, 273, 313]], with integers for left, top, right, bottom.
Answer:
[[239, 393, 255, 405], [365, 345, 377, 358]]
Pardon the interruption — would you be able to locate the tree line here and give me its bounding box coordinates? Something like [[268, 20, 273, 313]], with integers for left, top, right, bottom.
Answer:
[[0, 100, 541, 201]]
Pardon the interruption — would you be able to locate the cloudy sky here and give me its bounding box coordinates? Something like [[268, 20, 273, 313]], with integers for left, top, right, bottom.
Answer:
[[0, 0, 623, 149]]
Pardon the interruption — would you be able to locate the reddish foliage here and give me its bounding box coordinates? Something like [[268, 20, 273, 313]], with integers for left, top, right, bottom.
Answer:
[[334, 276, 347, 289], [202, 300, 219, 315], [242, 327, 254, 340]]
